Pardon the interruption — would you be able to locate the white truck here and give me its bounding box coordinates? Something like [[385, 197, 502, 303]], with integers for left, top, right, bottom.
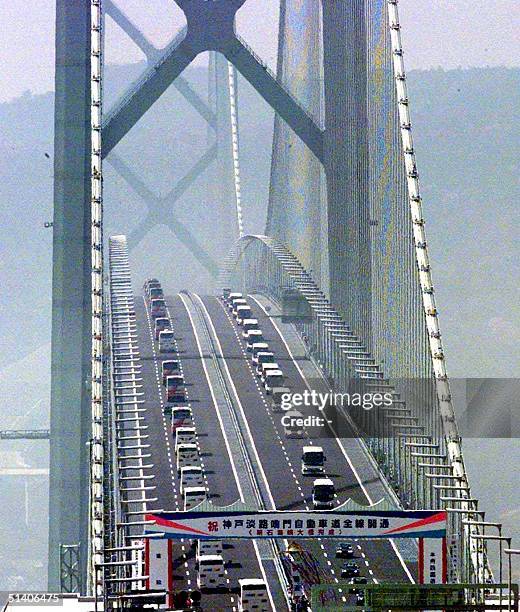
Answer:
[[312, 478, 335, 509], [301, 446, 326, 475]]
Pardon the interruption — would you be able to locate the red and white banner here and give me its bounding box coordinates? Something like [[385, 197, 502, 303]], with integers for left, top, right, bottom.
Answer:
[[145, 509, 447, 540], [419, 537, 447, 584]]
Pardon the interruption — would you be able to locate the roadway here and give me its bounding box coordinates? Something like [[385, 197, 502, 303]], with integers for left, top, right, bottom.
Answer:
[[123, 289, 417, 610]]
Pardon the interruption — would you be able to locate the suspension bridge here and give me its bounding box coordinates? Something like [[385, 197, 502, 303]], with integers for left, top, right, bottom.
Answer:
[[20, 0, 515, 609]]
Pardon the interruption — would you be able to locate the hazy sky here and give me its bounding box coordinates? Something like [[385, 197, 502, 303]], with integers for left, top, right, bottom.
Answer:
[[1, 0, 519, 102]]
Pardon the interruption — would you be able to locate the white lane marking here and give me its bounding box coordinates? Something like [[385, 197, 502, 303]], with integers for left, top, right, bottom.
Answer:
[[250, 295, 414, 584]]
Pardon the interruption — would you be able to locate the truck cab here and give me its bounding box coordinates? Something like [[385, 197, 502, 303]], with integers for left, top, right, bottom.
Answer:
[[162, 359, 180, 384], [175, 426, 197, 450], [260, 362, 280, 382], [312, 478, 335, 510], [171, 406, 192, 432], [166, 374, 185, 403], [176, 443, 199, 476], [245, 329, 264, 350], [183, 486, 207, 511], [241, 319, 259, 338], [154, 316, 171, 340], [150, 298, 167, 319], [264, 370, 284, 394], [251, 343, 269, 363], [271, 387, 291, 412], [149, 286, 164, 301], [235, 305, 252, 324], [180, 465, 203, 494], [302, 446, 326, 475], [255, 353, 275, 374], [197, 555, 226, 591], [238, 578, 270, 612], [158, 329, 175, 353]]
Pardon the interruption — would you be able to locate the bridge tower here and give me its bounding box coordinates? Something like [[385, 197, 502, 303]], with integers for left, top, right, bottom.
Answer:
[[48, 0, 92, 592]]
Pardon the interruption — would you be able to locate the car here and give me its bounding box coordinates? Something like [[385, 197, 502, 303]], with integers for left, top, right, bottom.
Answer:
[[355, 592, 365, 606], [336, 543, 354, 559], [341, 561, 360, 578], [348, 576, 367, 594]]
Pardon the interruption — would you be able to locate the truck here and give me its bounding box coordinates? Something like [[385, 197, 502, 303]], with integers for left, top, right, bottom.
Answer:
[[162, 359, 180, 384], [166, 374, 185, 403], [245, 330, 264, 350], [235, 304, 253, 324], [150, 298, 167, 319], [238, 579, 270, 612], [301, 446, 326, 475], [154, 316, 171, 340], [271, 386, 291, 412], [158, 329, 175, 353], [241, 319, 259, 338], [312, 478, 335, 509]]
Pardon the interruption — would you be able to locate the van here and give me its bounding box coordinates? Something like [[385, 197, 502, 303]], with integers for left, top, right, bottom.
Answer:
[[162, 360, 180, 384], [312, 478, 335, 510], [176, 443, 199, 476], [301, 446, 326, 475], [159, 329, 176, 353], [154, 317, 171, 340], [171, 407, 192, 432], [283, 410, 305, 438], [175, 426, 197, 451], [196, 540, 223, 565], [229, 296, 246, 312], [264, 370, 284, 394], [259, 362, 280, 382], [251, 343, 269, 363], [180, 466, 203, 494], [150, 298, 167, 319], [183, 486, 207, 511], [255, 355, 275, 376], [245, 330, 264, 350], [238, 578, 270, 612], [197, 555, 227, 590], [235, 305, 252, 324], [241, 319, 259, 338], [166, 374, 185, 403], [271, 387, 291, 412]]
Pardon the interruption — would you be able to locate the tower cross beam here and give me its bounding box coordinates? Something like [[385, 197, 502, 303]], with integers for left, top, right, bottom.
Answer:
[[102, 0, 323, 160]]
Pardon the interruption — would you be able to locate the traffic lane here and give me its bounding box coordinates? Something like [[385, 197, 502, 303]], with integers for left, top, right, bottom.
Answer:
[[135, 297, 194, 588], [169, 294, 267, 600], [201, 296, 312, 512], [143, 295, 241, 609], [202, 296, 355, 599], [168, 294, 241, 508], [248, 296, 415, 583]]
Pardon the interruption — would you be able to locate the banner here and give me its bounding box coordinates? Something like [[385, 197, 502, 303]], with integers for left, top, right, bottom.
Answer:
[[419, 537, 447, 584], [145, 509, 446, 540]]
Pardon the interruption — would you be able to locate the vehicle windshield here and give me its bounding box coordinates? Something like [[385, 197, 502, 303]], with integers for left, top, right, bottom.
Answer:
[[174, 410, 190, 418], [315, 485, 334, 500], [304, 452, 324, 465], [152, 299, 166, 307]]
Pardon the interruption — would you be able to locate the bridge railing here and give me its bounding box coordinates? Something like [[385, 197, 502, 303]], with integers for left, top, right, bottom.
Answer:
[[221, 234, 495, 586]]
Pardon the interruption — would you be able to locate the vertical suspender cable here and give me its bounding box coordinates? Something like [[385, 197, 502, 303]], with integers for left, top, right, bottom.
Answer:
[[90, 0, 104, 597], [386, 0, 489, 583], [227, 61, 244, 238]]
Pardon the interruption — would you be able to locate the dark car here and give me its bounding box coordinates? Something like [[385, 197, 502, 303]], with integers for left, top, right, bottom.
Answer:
[[341, 561, 359, 578], [355, 592, 365, 606], [348, 576, 367, 594], [336, 543, 354, 559]]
